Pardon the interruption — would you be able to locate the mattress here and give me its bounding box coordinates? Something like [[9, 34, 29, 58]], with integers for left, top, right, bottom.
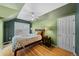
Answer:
[[12, 34, 42, 51]]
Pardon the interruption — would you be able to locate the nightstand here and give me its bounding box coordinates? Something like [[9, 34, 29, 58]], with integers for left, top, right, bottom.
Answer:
[[42, 36, 51, 47]]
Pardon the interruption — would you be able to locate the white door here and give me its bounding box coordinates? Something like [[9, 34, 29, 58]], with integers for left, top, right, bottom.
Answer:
[[57, 15, 75, 53]]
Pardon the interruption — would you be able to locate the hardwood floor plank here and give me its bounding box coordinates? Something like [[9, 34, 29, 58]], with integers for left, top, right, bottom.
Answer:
[[33, 45, 57, 56]]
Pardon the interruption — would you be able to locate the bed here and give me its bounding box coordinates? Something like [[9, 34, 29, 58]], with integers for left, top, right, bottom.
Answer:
[[12, 34, 42, 56]]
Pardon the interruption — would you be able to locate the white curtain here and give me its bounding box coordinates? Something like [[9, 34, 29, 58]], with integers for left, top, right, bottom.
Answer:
[[14, 22, 30, 35]]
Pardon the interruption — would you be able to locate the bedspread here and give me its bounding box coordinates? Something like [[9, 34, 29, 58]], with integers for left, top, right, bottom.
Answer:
[[12, 34, 42, 51]]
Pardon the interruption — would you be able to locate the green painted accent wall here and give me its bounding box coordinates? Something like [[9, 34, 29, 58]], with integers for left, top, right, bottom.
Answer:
[[75, 4, 79, 55], [32, 4, 76, 45], [0, 20, 3, 48]]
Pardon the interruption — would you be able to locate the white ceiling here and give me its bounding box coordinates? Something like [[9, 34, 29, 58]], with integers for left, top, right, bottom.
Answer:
[[17, 3, 67, 21], [0, 3, 67, 21]]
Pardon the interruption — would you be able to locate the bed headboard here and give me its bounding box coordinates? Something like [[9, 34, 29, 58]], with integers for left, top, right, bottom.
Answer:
[[35, 29, 45, 37]]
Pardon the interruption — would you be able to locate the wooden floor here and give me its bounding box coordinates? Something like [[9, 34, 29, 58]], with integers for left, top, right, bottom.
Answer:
[[17, 44, 74, 56], [0, 43, 74, 56]]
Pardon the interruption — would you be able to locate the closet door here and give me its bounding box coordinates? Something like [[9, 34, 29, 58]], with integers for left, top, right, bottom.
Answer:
[[57, 15, 75, 53]]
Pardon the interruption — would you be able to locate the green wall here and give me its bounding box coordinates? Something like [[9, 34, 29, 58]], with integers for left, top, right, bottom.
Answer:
[[75, 4, 79, 55], [0, 20, 3, 48], [32, 12, 57, 45], [32, 4, 76, 45]]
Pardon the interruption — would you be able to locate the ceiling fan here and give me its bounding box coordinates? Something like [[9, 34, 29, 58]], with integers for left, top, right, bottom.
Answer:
[[30, 11, 39, 21]]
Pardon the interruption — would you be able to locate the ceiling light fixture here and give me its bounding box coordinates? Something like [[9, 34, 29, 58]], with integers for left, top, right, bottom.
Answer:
[[30, 12, 35, 21]]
